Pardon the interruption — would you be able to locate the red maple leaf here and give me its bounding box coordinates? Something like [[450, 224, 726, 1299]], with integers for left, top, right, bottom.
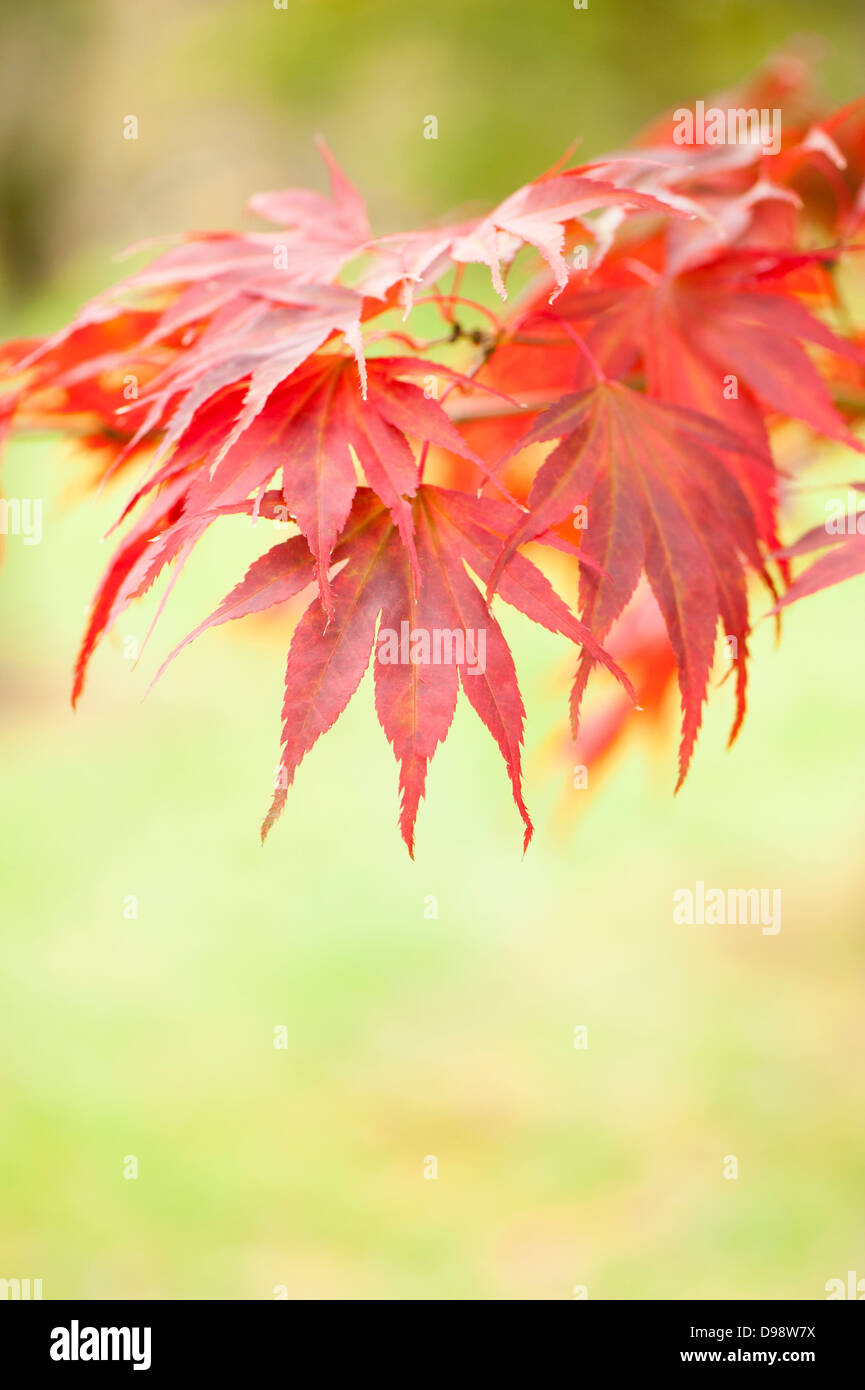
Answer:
[[145, 486, 631, 855], [487, 378, 777, 783]]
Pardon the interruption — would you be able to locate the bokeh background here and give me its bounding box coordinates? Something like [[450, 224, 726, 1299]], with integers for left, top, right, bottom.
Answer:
[[1, 0, 864, 1300]]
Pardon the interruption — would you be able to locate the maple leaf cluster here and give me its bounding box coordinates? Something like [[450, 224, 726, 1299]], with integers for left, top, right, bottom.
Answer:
[[3, 53, 865, 854]]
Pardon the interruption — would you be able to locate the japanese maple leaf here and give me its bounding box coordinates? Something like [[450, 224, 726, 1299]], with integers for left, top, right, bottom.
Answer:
[[116, 286, 368, 469], [9, 148, 373, 491], [356, 166, 697, 308], [539, 584, 677, 821], [246, 135, 372, 282], [148, 487, 631, 855], [570, 585, 677, 780], [488, 379, 776, 785], [772, 493, 865, 610], [556, 247, 865, 448], [563, 128, 839, 273], [448, 167, 698, 302], [100, 134, 369, 312], [1, 311, 173, 460], [19, 140, 370, 379], [71, 471, 205, 706], [540, 246, 863, 562], [111, 353, 501, 621]]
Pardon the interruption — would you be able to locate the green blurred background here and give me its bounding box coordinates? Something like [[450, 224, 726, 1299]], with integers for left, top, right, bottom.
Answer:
[[1, 0, 864, 1300]]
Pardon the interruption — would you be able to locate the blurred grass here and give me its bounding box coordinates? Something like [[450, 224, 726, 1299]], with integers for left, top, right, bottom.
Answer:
[[2, 0, 865, 1302]]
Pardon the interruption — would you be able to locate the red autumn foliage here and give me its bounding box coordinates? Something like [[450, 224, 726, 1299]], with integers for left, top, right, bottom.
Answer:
[[2, 56, 865, 854]]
